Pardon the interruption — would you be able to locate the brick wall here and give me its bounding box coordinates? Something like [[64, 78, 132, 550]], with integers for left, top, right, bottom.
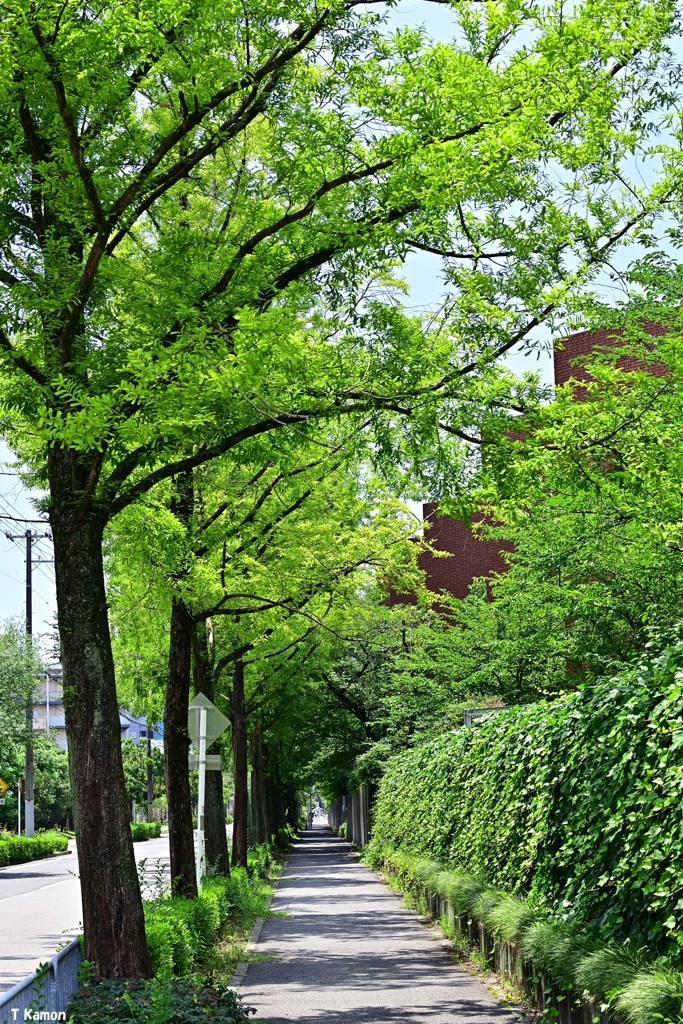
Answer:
[[554, 324, 667, 392], [419, 504, 511, 601], [386, 505, 512, 607]]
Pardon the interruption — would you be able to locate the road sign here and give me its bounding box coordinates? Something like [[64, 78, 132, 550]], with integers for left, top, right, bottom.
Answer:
[[0, 799, 5, 805], [0, 778, 8, 797], [188, 693, 230, 893], [188, 753, 222, 771], [188, 693, 230, 751]]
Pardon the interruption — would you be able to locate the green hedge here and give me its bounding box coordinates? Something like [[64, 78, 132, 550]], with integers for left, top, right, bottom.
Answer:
[[145, 867, 270, 978], [370, 847, 683, 1024], [0, 829, 69, 865], [131, 821, 161, 841], [371, 642, 683, 960]]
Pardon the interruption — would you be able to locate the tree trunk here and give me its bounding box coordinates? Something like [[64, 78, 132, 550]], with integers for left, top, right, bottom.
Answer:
[[164, 468, 198, 898], [286, 784, 299, 829], [49, 447, 151, 978], [193, 623, 229, 876], [266, 758, 287, 835], [250, 721, 269, 846], [231, 659, 248, 868], [165, 595, 198, 898]]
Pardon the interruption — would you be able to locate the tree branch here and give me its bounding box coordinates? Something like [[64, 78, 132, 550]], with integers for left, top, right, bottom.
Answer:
[[31, 22, 106, 230], [0, 327, 48, 386]]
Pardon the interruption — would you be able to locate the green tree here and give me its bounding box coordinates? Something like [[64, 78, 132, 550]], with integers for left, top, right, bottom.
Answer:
[[0, 736, 72, 830], [121, 738, 165, 809], [109, 449, 424, 881], [0, 620, 42, 743], [0, 0, 674, 975]]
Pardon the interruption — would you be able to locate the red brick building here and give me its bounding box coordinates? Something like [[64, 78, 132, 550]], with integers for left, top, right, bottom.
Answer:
[[386, 506, 512, 607], [388, 326, 667, 608], [554, 324, 667, 392]]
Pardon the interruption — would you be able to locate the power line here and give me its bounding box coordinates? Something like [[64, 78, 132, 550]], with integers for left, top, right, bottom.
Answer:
[[0, 564, 27, 587], [0, 515, 49, 523], [34, 563, 56, 587], [0, 488, 36, 521]]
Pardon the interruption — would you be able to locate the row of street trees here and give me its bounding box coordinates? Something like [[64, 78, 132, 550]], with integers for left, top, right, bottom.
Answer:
[[1, 0, 681, 978]]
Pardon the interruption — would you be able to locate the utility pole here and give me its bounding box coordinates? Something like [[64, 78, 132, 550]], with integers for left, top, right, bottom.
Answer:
[[25, 530, 33, 838], [146, 717, 154, 823], [6, 527, 51, 838]]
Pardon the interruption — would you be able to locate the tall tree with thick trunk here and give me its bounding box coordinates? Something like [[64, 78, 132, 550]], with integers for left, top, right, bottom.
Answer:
[[164, 470, 198, 897], [193, 622, 230, 876], [250, 720, 269, 846], [231, 659, 249, 868], [0, 0, 670, 975], [165, 596, 197, 897], [50, 454, 151, 976]]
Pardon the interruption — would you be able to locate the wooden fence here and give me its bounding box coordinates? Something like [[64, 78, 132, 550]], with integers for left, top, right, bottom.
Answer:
[[413, 881, 610, 1024]]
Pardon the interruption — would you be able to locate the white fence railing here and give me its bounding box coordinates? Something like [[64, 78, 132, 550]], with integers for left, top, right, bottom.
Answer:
[[0, 938, 82, 1024]]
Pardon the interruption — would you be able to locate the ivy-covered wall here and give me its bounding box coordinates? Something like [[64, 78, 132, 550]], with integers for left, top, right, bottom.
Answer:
[[372, 643, 683, 959]]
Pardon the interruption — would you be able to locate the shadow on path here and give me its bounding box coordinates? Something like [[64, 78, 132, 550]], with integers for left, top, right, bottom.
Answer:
[[239, 824, 519, 1024]]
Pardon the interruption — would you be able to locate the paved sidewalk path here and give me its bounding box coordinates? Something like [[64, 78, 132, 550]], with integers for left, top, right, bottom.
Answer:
[[239, 824, 518, 1024]]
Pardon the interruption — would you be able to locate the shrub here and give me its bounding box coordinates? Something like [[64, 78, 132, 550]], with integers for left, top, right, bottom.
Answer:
[[0, 829, 69, 864], [131, 822, 161, 841], [272, 827, 292, 850], [247, 843, 273, 879], [67, 977, 255, 1023], [144, 871, 269, 979], [337, 821, 347, 838]]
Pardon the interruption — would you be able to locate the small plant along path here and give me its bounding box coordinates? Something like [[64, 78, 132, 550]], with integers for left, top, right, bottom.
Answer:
[[237, 823, 518, 1023]]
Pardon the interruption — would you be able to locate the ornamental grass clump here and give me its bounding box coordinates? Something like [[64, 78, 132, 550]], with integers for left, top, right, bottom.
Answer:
[[443, 871, 487, 917], [472, 889, 508, 926], [575, 943, 651, 1002], [410, 859, 444, 892], [480, 893, 541, 942], [615, 968, 683, 1024], [521, 920, 601, 986]]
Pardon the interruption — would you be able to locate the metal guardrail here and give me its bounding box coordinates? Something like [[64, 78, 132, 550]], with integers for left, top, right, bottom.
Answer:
[[0, 937, 82, 1024]]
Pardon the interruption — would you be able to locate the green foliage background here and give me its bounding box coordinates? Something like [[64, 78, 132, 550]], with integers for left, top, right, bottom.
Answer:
[[0, 735, 71, 830], [372, 641, 683, 959]]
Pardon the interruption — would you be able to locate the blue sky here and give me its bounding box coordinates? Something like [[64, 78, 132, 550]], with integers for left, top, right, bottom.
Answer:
[[0, 445, 55, 645]]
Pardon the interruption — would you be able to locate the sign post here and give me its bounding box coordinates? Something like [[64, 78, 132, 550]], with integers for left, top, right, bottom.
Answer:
[[17, 777, 22, 836], [188, 693, 229, 891], [196, 705, 207, 894]]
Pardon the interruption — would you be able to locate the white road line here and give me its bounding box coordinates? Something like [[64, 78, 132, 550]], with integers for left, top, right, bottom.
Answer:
[[0, 877, 76, 904]]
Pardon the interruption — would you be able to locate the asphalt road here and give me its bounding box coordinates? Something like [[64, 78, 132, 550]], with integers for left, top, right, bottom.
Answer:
[[0, 834, 171, 993], [238, 825, 519, 1024]]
